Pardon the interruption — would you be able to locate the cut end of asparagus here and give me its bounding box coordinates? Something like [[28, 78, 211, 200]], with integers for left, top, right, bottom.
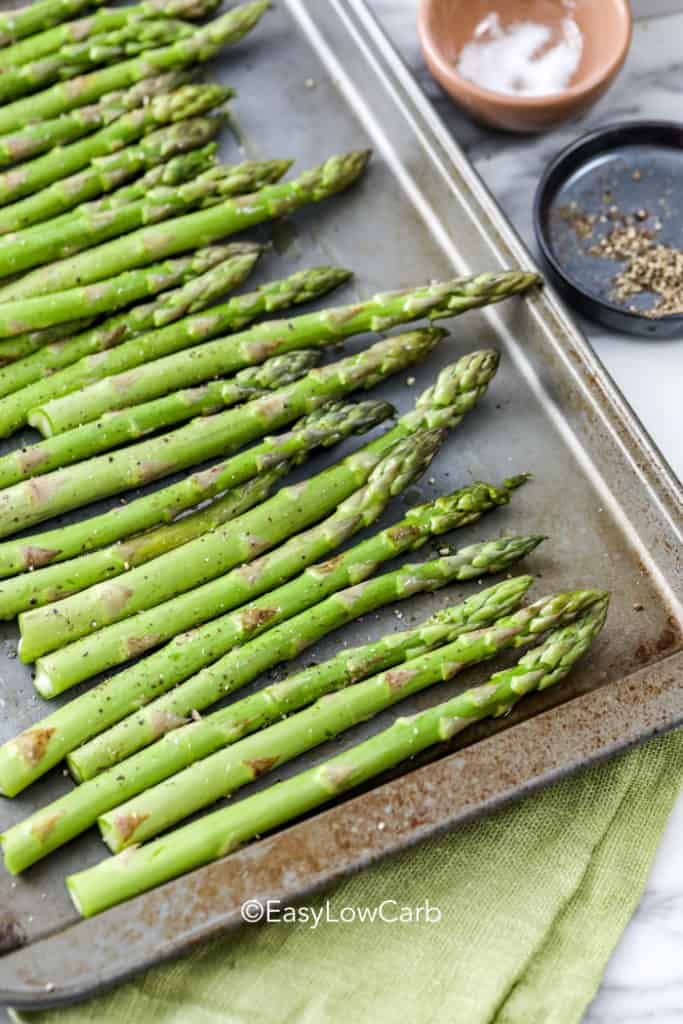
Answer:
[[66, 752, 85, 784], [31, 664, 56, 699], [26, 408, 51, 436], [66, 877, 84, 916], [97, 816, 119, 854]]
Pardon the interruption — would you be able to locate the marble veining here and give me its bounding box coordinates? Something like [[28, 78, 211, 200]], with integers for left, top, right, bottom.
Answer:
[[369, 4, 683, 1022]]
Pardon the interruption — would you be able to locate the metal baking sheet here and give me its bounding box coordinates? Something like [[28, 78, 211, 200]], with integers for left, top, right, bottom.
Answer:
[[1, 0, 682, 1008]]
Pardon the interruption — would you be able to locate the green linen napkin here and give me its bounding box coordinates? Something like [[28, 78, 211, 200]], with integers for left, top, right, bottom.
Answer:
[[14, 728, 683, 1024]]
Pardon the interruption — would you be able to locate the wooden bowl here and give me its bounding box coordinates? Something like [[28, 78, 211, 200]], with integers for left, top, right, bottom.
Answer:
[[417, 0, 632, 133]]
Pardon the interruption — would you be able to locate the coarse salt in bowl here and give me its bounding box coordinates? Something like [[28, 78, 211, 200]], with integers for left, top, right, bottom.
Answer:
[[417, 0, 632, 133]]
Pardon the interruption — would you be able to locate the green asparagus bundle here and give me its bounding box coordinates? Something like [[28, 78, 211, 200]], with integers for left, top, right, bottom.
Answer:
[[66, 137, 218, 200], [0, 112, 221, 234], [0, 258, 341, 438], [0, 160, 289, 298], [0, 88, 159, 168], [0, 350, 320, 488], [0, 0, 107, 46], [0, 434, 435, 794], [0, 319, 93, 367], [0, 401, 392, 615], [0, 83, 230, 210], [0, 149, 369, 301], [11, 328, 432, 500], [0, 150, 239, 361], [103, 585, 604, 853], [0, 241, 272, 358], [0, 399, 390, 578], [0, 2, 269, 134], [0, 328, 438, 537], [0, 239, 259, 399], [65, 601, 609, 916], [16, 331, 446, 658], [28, 272, 536, 436], [62, 475, 529, 777], [0, 0, 221, 67], [2, 574, 536, 871], [26, 353, 502, 688], [0, 20, 197, 104]]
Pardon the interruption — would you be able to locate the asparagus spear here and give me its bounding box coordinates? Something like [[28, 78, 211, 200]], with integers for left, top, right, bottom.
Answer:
[[28, 271, 537, 435], [0, 83, 230, 210], [0, 149, 369, 301], [0, 319, 94, 367], [0, 234, 266, 352], [17, 331, 446, 659], [0, 0, 108, 46], [104, 585, 604, 853], [0, 0, 221, 67], [0, 238, 258, 399], [24, 352, 501, 686], [0, 401, 392, 615], [0, 350, 320, 487], [0, 3, 269, 134], [0, 328, 438, 538], [0, 113, 221, 234], [0, 435, 435, 794], [65, 602, 610, 916], [0, 161, 289, 296], [0, 20, 197, 104], [0, 247, 317, 437], [62, 474, 528, 775], [0, 88, 161, 168], [0, 148, 374, 301], [1, 574, 535, 871], [0, 400, 391, 578], [33, 468, 524, 696]]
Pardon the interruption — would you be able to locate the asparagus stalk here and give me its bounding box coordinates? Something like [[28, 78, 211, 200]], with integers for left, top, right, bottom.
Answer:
[[0, 3, 269, 134], [34, 468, 525, 697], [0, 160, 290, 286], [0, 147, 370, 301], [0, 237, 256, 398], [0, 240, 258, 397], [0, 0, 108, 46], [0, 319, 94, 367], [0, 329, 444, 538], [1, 574, 535, 871], [25, 352, 501, 688], [0, 113, 221, 234], [0, 88, 159, 168], [0, 400, 391, 578], [17, 330, 447, 660], [0, 204, 225, 367], [29, 271, 537, 435], [103, 585, 604, 853], [0, 83, 230, 210], [0, 401, 392, 615], [0, 249, 327, 438], [0, 20, 198, 104], [66, 601, 610, 916], [0, 0, 221, 67], [62, 474, 529, 775], [0, 350, 320, 488], [0, 434, 437, 794]]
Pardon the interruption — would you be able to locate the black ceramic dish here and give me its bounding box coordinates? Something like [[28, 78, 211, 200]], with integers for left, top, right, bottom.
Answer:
[[534, 121, 683, 338]]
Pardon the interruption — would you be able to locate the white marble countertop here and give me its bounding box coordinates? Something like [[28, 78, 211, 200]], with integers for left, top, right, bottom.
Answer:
[[369, 3, 683, 1021]]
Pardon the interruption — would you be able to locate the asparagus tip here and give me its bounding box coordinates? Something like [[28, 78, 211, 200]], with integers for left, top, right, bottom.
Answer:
[[503, 473, 532, 491]]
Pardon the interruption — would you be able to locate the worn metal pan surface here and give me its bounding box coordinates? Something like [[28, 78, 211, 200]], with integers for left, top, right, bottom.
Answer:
[[0, 0, 681, 1008]]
